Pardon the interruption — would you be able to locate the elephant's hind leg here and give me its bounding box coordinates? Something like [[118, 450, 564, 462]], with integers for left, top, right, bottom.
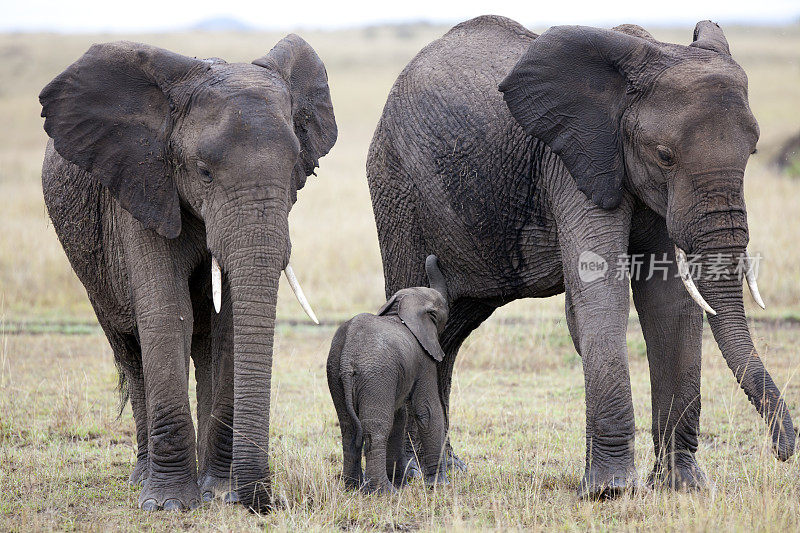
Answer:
[[95, 311, 148, 487], [436, 298, 495, 469]]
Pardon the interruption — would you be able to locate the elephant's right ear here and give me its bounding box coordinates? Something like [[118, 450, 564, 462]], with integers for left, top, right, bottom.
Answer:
[[40, 41, 207, 238], [253, 34, 338, 184], [499, 26, 665, 210]]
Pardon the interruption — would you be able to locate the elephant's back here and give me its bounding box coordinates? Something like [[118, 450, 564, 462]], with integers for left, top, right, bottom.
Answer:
[[368, 17, 563, 301], [376, 15, 535, 145]]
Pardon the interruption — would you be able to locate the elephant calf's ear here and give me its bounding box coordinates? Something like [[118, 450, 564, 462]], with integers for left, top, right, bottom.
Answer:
[[499, 26, 663, 210], [253, 34, 338, 183], [40, 42, 206, 238], [377, 294, 399, 316]]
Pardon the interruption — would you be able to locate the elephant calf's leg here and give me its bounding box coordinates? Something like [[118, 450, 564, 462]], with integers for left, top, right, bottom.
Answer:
[[413, 372, 448, 487], [386, 406, 408, 487], [359, 391, 397, 494]]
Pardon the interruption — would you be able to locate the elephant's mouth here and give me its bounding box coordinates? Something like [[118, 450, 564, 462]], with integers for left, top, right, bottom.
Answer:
[[674, 245, 764, 314], [210, 252, 318, 324]]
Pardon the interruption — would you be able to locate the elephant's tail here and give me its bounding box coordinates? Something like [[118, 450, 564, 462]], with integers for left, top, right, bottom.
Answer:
[[341, 346, 364, 450]]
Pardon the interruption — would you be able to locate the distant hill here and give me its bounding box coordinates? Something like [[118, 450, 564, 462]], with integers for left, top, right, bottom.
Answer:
[[190, 16, 254, 32]]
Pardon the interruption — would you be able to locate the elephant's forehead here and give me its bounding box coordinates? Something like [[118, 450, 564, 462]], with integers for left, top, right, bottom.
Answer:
[[193, 64, 290, 108], [655, 56, 748, 97]]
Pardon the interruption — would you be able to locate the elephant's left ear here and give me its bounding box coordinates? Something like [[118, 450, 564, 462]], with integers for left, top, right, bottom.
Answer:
[[499, 26, 666, 210], [253, 34, 338, 181]]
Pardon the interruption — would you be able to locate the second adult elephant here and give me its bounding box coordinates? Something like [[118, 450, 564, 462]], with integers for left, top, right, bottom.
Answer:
[[367, 16, 794, 498]]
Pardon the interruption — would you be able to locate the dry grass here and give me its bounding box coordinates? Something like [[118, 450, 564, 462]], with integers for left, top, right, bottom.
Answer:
[[0, 21, 800, 531], [1, 321, 800, 531]]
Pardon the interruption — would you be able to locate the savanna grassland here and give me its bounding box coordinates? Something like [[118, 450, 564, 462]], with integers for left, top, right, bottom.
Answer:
[[1, 22, 800, 531]]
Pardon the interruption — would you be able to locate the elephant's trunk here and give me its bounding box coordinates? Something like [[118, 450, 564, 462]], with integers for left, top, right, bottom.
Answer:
[[425, 255, 449, 306], [695, 244, 795, 460], [217, 215, 286, 512]]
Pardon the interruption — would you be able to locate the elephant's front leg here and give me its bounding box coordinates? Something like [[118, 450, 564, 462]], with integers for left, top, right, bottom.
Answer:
[[196, 275, 237, 503], [629, 211, 706, 490], [126, 229, 201, 511], [557, 200, 636, 499]]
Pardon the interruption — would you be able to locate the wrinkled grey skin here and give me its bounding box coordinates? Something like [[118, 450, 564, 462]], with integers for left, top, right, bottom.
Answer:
[[39, 35, 336, 512], [367, 16, 794, 498], [327, 256, 449, 493]]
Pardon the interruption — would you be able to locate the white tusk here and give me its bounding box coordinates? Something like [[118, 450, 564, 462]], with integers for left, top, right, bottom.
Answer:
[[284, 263, 319, 325], [675, 245, 717, 316], [211, 255, 222, 313], [745, 248, 766, 309]]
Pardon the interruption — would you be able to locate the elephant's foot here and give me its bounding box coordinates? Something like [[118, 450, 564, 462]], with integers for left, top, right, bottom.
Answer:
[[198, 472, 238, 504], [577, 463, 637, 500], [424, 470, 449, 488], [445, 447, 467, 472], [400, 447, 465, 485], [647, 451, 708, 491], [363, 478, 399, 495], [138, 477, 201, 511], [128, 455, 149, 487]]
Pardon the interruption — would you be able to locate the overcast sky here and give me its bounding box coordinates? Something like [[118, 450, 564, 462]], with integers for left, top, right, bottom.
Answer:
[[2, 0, 798, 32]]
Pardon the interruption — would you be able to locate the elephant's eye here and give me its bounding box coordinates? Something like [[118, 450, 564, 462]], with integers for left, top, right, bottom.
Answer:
[[656, 145, 675, 167], [427, 310, 438, 323], [197, 160, 213, 183]]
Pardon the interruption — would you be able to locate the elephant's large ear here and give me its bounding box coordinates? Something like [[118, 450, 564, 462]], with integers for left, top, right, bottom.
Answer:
[[499, 26, 664, 209], [396, 295, 445, 363], [40, 42, 206, 238], [690, 20, 731, 56], [253, 34, 337, 182]]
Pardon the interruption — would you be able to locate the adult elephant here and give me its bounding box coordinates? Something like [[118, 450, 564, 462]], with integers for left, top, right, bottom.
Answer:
[[39, 35, 336, 511], [367, 15, 794, 498]]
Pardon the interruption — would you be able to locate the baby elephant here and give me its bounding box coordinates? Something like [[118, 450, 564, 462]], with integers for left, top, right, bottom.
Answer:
[[327, 255, 449, 493]]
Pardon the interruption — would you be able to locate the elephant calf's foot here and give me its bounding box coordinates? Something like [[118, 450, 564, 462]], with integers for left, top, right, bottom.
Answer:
[[647, 451, 708, 491], [401, 448, 465, 485], [198, 473, 238, 503], [128, 455, 149, 487], [578, 463, 637, 500], [138, 478, 201, 511]]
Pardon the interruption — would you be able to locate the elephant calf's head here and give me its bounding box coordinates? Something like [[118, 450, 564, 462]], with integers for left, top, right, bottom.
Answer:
[[377, 255, 449, 362]]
